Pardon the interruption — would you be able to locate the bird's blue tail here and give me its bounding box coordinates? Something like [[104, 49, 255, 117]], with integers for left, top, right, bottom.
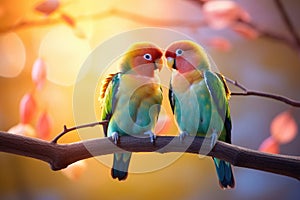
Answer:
[[213, 158, 235, 189], [111, 152, 132, 181]]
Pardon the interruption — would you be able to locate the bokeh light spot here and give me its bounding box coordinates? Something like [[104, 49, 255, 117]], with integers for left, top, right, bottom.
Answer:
[[39, 26, 91, 86], [0, 32, 26, 78]]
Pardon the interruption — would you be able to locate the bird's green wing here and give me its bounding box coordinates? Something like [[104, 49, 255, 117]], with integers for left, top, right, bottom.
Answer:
[[168, 79, 175, 114], [215, 73, 232, 143], [100, 73, 121, 136], [204, 70, 232, 143]]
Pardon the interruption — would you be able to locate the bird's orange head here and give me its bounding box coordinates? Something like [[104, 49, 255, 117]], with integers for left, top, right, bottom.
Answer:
[[165, 40, 210, 73], [120, 42, 163, 77]]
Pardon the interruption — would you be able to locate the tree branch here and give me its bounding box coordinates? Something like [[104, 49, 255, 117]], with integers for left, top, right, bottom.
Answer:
[[0, 8, 206, 33], [2, 4, 299, 51], [51, 120, 108, 143], [0, 132, 299, 180], [187, 0, 300, 51], [241, 20, 299, 50], [274, 0, 300, 48], [226, 77, 300, 107]]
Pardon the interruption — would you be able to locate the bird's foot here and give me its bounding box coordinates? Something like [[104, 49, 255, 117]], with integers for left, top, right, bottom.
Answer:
[[210, 131, 218, 149], [179, 131, 189, 142], [144, 131, 156, 144], [111, 132, 119, 144]]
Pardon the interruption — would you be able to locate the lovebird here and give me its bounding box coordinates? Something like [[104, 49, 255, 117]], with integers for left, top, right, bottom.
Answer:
[[99, 42, 163, 181], [165, 40, 235, 189]]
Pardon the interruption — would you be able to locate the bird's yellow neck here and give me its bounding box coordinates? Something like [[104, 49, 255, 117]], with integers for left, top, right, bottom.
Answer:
[[172, 70, 203, 92], [120, 74, 160, 95]]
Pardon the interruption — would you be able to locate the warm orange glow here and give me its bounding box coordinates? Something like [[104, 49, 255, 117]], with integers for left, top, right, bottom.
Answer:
[[39, 26, 91, 86], [0, 32, 26, 77], [0, 0, 300, 199]]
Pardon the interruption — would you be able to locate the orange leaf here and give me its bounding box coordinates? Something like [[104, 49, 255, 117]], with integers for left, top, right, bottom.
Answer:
[[207, 37, 231, 52], [232, 23, 259, 39], [20, 93, 37, 124], [61, 13, 76, 27], [202, 0, 250, 29], [8, 123, 36, 137], [270, 111, 298, 144], [35, 0, 60, 15], [154, 115, 173, 135], [36, 111, 53, 140], [259, 136, 280, 154], [61, 160, 87, 180], [32, 58, 47, 90]]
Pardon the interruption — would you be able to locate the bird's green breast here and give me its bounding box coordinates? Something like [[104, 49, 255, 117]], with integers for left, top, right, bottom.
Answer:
[[108, 75, 162, 137], [174, 79, 212, 136]]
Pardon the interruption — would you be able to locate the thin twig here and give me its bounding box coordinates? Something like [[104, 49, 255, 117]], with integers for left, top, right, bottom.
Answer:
[[51, 120, 108, 144], [274, 0, 300, 48], [225, 77, 247, 92], [231, 91, 300, 107], [225, 77, 300, 107], [241, 20, 298, 50]]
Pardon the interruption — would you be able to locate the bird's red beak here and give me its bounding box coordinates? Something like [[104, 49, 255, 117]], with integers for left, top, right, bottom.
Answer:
[[165, 50, 176, 69]]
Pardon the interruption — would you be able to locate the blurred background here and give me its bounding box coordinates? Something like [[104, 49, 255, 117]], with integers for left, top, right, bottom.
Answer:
[[0, 0, 300, 199]]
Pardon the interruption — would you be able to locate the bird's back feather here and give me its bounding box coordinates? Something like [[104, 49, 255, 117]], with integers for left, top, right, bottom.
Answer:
[[111, 153, 132, 181], [213, 158, 235, 189], [99, 73, 120, 136]]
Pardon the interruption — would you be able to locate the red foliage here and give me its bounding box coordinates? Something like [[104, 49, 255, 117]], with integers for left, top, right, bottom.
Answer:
[[154, 115, 173, 135], [8, 123, 36, 137], [20, 93, 37, 124], [270, 111, 298, 144], [61, 13, 76, 27], [35, 0, 60, 15], [36, 111, 53, 140], [232, 23, 259, 39], [207, 37, 231, 52], [259, 136, 279, 154], [32, 58, 47, 90], [202, 0, 250, 29], [61, 160, 87, 180]]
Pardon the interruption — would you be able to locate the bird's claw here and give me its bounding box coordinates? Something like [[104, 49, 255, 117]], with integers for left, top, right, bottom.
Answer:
[[144, 131, 156, 144], [179, 131, 189, 142], [111, 132, 119, 144]]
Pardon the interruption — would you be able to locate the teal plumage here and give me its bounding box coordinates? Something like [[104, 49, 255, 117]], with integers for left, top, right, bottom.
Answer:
[[165, 40, 235, 189], [100, 42, 163, 180]]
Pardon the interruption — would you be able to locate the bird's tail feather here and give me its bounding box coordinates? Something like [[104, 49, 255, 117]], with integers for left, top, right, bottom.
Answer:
[[111, 152, 132, 181], [213, 157, 235, 189]]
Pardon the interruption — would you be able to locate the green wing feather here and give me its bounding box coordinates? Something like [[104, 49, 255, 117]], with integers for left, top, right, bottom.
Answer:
[[204, 70, 234, 188], [215, 73, 232, 143], [100, 73, 121, 136], [203, 70, 231, 143], [168, 79, 175, 114], [203, 70, 227, 120], [215, 72, 231, 100]]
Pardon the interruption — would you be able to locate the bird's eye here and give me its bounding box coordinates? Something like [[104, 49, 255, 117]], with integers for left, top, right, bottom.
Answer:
[[143, 53, 152, 61], [175, 49, 183, 56]]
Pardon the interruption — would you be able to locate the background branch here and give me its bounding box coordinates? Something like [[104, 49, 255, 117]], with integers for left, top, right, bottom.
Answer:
[[226, 77, 300, 107], [0, 8, 206, 33], [1, 4, 299, 51], [187, 0, 300, 51], [274, 0, 300, 48], [0, 132, 299, 180]]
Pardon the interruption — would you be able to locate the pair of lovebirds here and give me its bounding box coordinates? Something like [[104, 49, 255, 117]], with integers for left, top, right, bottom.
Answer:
[[99, 40, 234, 189]]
